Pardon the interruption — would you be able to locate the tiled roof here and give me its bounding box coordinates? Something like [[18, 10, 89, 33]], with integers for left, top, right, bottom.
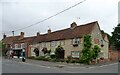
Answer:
[[14, 36, 36, 44], [3, 36, 21, 44], [37, 21, 97, 42], [3, 21, 98, 44]]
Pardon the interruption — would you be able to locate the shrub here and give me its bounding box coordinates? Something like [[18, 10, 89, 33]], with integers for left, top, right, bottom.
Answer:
[[34, 56, 45, 60], [33, 48, 39, 57], [65, 59, 70, 63], [59, 59, 65, 62], [28, 56, 35, 59], [70, 59, 76, 63], [50, 58, 56, 62], [55, 45, 65, 59], [50, 54, 56, 59], [67, 56, 72, 60], [44, 55, 51, 61]]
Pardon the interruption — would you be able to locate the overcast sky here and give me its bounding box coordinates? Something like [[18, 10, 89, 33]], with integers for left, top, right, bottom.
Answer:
[[0, 0, 119, 39]]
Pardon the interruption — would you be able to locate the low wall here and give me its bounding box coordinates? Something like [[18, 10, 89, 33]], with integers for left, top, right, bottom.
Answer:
[[108, 50, 120, 61]]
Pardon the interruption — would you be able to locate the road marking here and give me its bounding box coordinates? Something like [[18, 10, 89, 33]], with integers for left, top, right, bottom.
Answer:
[[65, 63, 118, 69]]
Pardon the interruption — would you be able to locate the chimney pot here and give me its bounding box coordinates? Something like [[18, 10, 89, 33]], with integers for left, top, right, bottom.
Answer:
[[71, 22, 77, 29], [3, 34, 6, 39], [48, 29, 51, 34], [20, 32, 24, 36], [37, 32, 40, 36]]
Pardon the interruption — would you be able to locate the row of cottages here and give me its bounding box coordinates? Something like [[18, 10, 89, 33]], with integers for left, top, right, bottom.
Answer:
[[2, 21, 109, 59], [30, 21, 109, 59]]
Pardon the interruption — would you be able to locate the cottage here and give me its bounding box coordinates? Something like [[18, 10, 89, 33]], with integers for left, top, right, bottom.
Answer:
[[2, 32, 24, 50]]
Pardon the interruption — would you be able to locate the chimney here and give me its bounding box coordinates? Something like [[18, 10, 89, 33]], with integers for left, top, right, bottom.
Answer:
[[70, 22, 77, 29], [3, 34, 6, 39], [37, 32, 40, 36], [19, 32, 24, 40], [48, 29, 51, 34], [20, 32, 24, 36]]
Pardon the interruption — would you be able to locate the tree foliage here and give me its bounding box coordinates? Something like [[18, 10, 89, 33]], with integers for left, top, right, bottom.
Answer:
[[33, 48, 39, 56], [92, 45, 101, 59], [111, 24, 120, 50], [1, 41, 8, 56], [80, 35, 101, 64], [55, 45, 64, 59], [42, 47, 51, 55]]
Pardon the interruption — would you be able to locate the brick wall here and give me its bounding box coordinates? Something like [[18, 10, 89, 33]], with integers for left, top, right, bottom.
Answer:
[[109, 50, 120, 61]]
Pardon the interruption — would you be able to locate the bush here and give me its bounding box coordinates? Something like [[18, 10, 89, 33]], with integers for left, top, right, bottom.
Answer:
[[28, 56, 35, 59], [55, 45, 65, 59], [50, 54, 56, 59], [65, 59, 70, 63], [50, 58, 56, 62], [59, 59, 65, 62], [70, 59, 76, 63], [44, 55, 51, 61], [34, 56, 45, 60]]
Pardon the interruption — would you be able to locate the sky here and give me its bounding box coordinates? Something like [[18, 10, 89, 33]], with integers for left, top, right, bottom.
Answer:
[[0, 0, 119, 39]]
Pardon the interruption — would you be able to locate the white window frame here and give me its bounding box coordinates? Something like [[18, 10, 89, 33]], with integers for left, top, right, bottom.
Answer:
[[15, 44, 18, 48], [50, 41, 56, 47], [72, 38, 80, 45], [18, 44, 21, 48], [71, 51, 80, 58], [21, 43, 25, 48]]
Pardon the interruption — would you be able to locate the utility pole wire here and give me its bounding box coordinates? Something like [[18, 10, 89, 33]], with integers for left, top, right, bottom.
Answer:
[[6, 0, 87, 33]]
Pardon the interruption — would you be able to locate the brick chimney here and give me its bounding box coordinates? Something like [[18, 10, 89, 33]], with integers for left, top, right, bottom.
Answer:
[[20, 32, 24, 36], [48, 28, 51, 34], [3, 34, 6, 39], [37, 32, 40, 36], [70, 22, 77, 29], [20, 32, 24, 39]]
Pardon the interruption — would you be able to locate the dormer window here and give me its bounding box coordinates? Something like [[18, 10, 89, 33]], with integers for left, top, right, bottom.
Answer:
[[72, 38, 80, 47]]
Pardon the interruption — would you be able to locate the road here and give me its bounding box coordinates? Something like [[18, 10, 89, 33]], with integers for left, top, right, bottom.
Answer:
[[2, 58, 119, 73]]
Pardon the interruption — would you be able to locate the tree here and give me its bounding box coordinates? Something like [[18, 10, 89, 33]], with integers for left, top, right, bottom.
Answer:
[[55, 45, 64, 59], [111, 24, 120, 50], [80, 35, 93, 64], [33, 48, 39, 56], [92, 45, 101, 59], [80, 35, 101, 64]]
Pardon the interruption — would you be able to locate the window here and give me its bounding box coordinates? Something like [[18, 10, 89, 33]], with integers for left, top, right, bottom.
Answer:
[[41, 42, 46, 48], [72, 38, 80, 45], [21, 43, 25, 48], [18, 44, 21, 48], [71, 51, 80, 58], [50, 41, 56, 47], [15, 44, 18, 48]]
